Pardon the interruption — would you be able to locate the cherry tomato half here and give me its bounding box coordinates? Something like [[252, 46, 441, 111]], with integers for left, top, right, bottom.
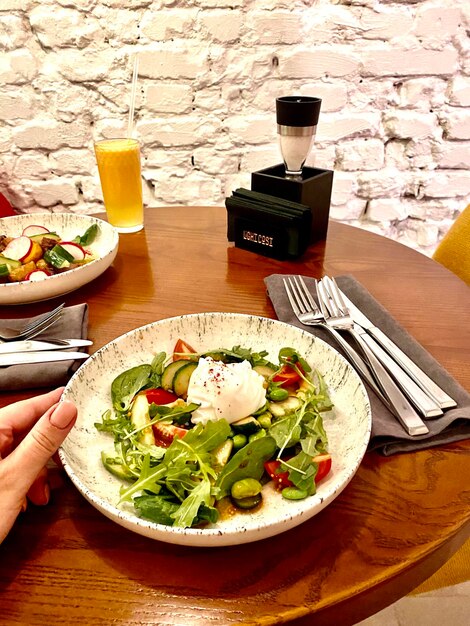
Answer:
[[153, 422, 188, 447], [272, 363, 303, 387], [146, 388, 178, 405], [264, 460, 292, 489], [312, 453, 332, 483], [173, 339, 197, 362], [264, 454, 332, 490]]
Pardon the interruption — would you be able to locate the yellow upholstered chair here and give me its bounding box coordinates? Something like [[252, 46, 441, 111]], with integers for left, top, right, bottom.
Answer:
[[409, 537, 470, 595], [433, 204, 470, 286]]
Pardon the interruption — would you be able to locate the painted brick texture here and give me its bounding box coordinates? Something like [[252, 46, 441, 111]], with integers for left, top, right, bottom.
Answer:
[[0, 0, 469, 256]]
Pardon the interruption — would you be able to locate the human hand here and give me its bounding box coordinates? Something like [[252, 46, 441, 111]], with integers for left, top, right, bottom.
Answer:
[[0, 388, 77, 543]]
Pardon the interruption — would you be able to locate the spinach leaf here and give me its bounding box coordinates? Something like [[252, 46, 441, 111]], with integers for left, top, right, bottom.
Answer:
[[134, 495, 180, 525], [111, 364, 152, 412], [74, 224, 99, 246], [215, 436, 276, 499]]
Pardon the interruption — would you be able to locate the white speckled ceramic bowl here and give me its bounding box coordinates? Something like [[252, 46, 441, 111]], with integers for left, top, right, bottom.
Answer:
[[60, 313, 372, 547], [0, 213, 119, 305]]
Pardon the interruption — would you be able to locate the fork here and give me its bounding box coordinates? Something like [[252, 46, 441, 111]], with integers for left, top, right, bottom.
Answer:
[[283, 276, 391, 409], [317, 278, 430, 436], [0, 303, 64, 342]]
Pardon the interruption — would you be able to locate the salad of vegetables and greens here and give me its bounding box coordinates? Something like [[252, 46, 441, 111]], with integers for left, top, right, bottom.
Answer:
[[0, 223, 99, 283], [96, 339, 333, 529]]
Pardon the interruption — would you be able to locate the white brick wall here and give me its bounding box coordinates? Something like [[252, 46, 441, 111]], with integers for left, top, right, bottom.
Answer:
[[1, 0, 469, 256]]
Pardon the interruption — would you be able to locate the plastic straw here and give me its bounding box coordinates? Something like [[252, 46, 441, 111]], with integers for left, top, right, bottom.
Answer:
[[127, 53, 139, 139]]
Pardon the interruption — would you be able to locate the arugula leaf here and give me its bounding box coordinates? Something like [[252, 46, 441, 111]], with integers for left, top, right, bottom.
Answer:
[[119, 420, 231, 528], [269, 414, 302, 450], [171, 479, 212, 528], [111, 364, 152, 412], [302, 413, 328, 455], [282, 451, 317, 495], [201, 345, 275, 369]]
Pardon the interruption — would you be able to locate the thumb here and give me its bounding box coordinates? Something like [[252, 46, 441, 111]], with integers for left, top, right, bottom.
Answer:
[[8, 400, 77, 496]]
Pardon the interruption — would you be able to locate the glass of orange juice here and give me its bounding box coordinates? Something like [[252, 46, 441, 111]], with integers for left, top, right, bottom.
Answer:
[[94, 138, 144, 233]]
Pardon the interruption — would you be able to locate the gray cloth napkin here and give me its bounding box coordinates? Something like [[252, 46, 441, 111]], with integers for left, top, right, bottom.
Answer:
[[0, 303, 88, 391], [264, 274, 470, 455]]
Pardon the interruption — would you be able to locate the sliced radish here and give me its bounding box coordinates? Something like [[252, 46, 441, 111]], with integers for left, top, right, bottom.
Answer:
[[25, 270, 50, 281], [22, 224, 50, 237], [3, 236, 33, 262], [59, 242, 86, 261]]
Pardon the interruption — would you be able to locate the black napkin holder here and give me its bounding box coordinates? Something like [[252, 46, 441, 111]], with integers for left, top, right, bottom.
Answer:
[[226, 188, 313, 260], [251, 164, 334, 244]]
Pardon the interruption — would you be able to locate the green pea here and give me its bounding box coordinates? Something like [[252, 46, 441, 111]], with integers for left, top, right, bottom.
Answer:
[[257, 413, 272, 429], [281, 486, 308, 501], [249, 429, 266, 443], [232, 433, 247, 449], [268, 386, 289, 402], [231, 478, 263, 500]]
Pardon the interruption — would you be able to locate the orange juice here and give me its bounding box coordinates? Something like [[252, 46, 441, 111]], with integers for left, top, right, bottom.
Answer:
[[94, 138, 144, 233]]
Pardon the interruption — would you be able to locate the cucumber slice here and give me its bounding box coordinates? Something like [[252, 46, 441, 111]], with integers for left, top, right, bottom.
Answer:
[[172, 361, 198, 398], [269, 395, 302, 418], [130, 393, 155, 445], [212, 439, 234, 471], [29, 232, 60, 244], [161, 360, 189, 390], [231, 416, 261, 435], [253, 365, 276, 379], [101, 451, 134, 481], [0, 255, 21, 270]]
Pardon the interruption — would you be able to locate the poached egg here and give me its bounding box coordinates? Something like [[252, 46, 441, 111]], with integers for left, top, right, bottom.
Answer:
[[187, 357, 266, 425]]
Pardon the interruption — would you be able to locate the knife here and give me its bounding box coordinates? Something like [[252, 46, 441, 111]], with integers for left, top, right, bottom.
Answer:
[[0, 351, 90, 367], [0, 339, 92, 355], [339, 290, 457, 411]]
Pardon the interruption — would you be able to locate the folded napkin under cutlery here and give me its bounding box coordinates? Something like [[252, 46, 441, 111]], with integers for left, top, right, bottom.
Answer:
[[265, 274, 470, 455], [0, 303, 89, 391]]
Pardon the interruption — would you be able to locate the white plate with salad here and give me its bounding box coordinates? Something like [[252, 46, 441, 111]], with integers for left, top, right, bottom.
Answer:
[[60, 313, 371, 546], [0, 213, 119, 305], [59, 312, 372, 547]]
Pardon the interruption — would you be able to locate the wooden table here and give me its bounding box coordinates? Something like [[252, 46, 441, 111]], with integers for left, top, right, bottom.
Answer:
[[1, 207, 469, 626]]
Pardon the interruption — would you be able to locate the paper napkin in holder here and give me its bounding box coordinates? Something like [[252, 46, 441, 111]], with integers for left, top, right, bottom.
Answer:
[[265, 274, 470, 455], [0, 303, 89, 391]]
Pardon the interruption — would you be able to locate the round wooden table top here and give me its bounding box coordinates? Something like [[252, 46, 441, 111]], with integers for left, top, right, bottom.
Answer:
[[1, 207, 469, 626]]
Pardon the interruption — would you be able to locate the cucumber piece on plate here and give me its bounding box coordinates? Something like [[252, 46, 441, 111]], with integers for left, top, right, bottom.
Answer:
[[231, 416, 261, 435], [130, 393, 155, 445], [212, 439, 234, 471], [269, 395, 302, 418], [0, 255, 21, 270], [101, 452, 134, 481], [172, 361, 198, 398], [253, 364, 276, 379], [161, 360, 190, 391]]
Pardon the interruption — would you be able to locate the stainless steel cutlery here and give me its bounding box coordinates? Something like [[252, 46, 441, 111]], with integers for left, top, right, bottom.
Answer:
[[0, 351, 90, 367], [283, 275, 457, 436], [336, 289, 456, 410], [319, 277, 444, 419], [0, 339, 92, 355], [0, 303, 64, 342], [316, 278, 429, 436]]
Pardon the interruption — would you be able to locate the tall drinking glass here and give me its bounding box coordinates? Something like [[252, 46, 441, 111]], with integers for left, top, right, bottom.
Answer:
[[94, 138, 144, 233]]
